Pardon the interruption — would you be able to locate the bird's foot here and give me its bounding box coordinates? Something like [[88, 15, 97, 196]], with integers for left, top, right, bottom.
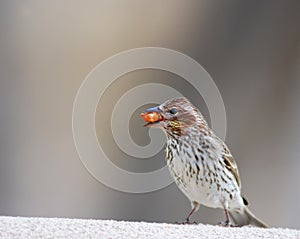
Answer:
[[176, 218, 197, 225], [218, 220, 237, 227]]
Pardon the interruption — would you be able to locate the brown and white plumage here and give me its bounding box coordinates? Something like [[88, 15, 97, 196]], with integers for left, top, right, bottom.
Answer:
[[141, 97, 267, 227]]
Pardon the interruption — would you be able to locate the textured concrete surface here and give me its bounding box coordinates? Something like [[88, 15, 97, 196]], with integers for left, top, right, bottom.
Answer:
[[0, 216, 299, 239]]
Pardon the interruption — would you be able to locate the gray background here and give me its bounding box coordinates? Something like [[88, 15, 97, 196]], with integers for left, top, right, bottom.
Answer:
[[1, 0, 300, 229]]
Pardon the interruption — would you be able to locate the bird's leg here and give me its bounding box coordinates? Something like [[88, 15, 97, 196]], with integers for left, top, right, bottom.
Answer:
[[177, 201, 199, 225], [184, 207, 197, 224], [218, 208, 235, 227], [223, 208, 231, 226]]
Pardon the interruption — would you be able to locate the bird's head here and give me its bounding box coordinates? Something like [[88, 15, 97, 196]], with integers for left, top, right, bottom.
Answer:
[[141, 97, 208, 136]]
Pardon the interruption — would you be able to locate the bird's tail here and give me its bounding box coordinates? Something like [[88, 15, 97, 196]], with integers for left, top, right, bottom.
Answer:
[[229, 207, 268, 228]]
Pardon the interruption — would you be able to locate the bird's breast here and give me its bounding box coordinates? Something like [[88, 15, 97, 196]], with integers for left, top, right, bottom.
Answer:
[[165, 138, 240, 208]]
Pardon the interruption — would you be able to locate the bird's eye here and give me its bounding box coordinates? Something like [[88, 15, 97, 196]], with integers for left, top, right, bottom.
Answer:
[[169, 108, 178, 114]]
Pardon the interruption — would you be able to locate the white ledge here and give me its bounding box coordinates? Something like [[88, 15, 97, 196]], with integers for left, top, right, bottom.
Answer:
[[0, 216, 299, 239]]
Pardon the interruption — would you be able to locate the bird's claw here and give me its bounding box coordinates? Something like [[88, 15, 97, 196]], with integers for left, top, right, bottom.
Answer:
[[176, 219, 197, 225], [218, 221, 237, 227]]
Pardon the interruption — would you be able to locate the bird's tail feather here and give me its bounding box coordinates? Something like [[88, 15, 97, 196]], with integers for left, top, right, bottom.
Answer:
[[229, 207, 268, 228]]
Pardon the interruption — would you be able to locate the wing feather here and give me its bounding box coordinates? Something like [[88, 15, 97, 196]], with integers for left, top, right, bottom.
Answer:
[[204, 134, 241, 188], [222, 153, 241, 187]]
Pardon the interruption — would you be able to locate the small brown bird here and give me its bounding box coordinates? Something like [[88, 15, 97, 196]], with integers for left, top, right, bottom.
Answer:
[[141, 97, 267, 227]]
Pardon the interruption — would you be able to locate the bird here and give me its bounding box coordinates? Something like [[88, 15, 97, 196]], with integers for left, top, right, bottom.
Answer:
[[141, 97, 267, 227]]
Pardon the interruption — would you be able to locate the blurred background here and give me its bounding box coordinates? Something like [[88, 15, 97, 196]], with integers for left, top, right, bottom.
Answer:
[[1, 0, 300, 229]]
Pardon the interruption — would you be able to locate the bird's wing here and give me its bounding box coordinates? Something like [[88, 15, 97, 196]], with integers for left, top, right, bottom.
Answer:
[[222, 153, 241, 187], [204, 133, 241, 188]]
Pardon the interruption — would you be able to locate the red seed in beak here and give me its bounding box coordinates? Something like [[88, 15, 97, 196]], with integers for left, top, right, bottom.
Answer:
[[141, 112, 163, 123]]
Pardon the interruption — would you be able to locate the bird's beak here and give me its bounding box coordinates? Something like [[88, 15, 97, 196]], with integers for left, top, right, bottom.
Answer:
[[141, 106, 164, 127]]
